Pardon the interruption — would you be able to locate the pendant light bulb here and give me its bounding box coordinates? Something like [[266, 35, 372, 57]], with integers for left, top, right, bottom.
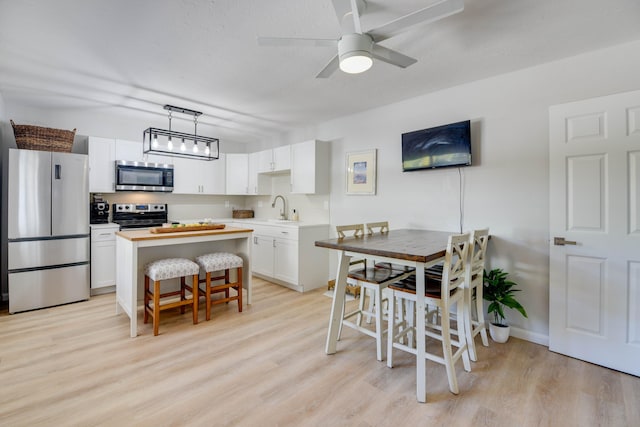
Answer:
[[204, 143, 210, 155], [193, 141, 199, 153], [180, 138, 186, 152], [152, 134, 158, 148], [167, 139, 173, 150]]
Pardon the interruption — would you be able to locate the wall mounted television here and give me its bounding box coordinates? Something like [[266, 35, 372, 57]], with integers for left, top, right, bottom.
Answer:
[[401, 120, 471, 171]]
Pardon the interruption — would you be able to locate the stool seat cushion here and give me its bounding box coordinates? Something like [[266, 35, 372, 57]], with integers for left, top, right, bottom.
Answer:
[[145, 258, 200, 281], [196, 252, 243, 272]]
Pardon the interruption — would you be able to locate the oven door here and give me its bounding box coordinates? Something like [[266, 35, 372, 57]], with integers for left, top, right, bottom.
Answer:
[[115, 161, 173, 192]]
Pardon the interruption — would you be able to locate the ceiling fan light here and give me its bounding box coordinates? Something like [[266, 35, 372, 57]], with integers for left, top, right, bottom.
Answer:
[[338, 33, 373, 74], [339, 51, 373, 73]]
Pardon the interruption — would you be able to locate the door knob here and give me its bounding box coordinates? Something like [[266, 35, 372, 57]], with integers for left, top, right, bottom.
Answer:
[[554, 237, 578, 246]]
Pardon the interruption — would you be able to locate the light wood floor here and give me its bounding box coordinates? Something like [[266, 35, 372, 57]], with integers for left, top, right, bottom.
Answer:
[[1, 277, 638, 427]]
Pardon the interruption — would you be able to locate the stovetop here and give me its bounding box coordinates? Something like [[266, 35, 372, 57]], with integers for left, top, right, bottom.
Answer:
[[112, 203, 168, 229]]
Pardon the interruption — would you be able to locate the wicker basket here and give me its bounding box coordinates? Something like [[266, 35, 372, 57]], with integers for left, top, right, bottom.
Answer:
[[10, 120, 76, 152], [232, 209, 254, 219]]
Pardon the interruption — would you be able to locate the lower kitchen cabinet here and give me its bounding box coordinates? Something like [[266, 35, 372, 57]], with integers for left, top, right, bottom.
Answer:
[[241, 222, 328, 292], [90, 224, 120, 294]]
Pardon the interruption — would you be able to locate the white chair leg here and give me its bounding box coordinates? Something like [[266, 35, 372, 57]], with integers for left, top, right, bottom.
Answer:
[[475, 285, 489, 347], [356, 283, 366, 326], [440, 308, 459, 394], [386, 290, 396, 368], [338, 290, 346, 341], [457, 301, 472, 372], [374, 285, 384, 361], [366, 287, 375, 324], [464, 289, 478, 362]]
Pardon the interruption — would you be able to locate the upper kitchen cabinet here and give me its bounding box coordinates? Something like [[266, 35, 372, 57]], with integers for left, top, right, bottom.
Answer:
[[290, 140, 329, 194], [248, 152, 269, 195], [173, 153, 226, 195], [257, 145, 291, 174], [115, 139, 144, 162], [88, 137, 116, 193], [226, 153, 249, 195]]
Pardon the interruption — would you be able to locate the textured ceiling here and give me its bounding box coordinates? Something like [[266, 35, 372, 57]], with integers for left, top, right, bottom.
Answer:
[[1, 0, 640, 144]]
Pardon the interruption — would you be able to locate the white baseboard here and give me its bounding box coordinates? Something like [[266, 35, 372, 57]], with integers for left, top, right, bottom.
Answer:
[[509, 325, 549, 346]]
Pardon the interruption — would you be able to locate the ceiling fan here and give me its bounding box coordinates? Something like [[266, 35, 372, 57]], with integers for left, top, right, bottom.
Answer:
[[257, 0, 464, 78]]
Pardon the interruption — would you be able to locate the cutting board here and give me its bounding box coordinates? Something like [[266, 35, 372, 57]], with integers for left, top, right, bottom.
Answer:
[[149, 224, 226, 233]]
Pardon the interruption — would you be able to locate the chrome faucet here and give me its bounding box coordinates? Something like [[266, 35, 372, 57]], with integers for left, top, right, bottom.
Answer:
[[271, 195, 287, 220]]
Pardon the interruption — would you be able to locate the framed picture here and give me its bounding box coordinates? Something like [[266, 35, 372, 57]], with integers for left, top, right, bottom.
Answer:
[[346, 149, 377, 195]]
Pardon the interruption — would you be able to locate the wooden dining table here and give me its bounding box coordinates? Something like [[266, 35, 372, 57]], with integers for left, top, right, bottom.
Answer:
[[315, 229, 454, 403]]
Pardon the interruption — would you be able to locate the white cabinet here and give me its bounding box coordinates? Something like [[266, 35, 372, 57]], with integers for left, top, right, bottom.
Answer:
[[290, 140, 329, 194], [115, 139, 144, 162], [226, 153, 249, 194], [249, 222, 329, 292], [173, 154, 226, 195], [257, 146, 291, 174], [90, 224, 120, 292], [248, 152, 269, 195], [88, 137, 115, 193]]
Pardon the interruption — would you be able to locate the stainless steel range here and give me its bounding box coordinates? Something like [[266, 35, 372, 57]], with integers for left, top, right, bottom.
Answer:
[[112, 203, 168, 229]]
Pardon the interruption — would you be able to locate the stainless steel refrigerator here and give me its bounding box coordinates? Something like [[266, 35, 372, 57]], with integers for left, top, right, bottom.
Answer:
[[8, 148, 90, 313]]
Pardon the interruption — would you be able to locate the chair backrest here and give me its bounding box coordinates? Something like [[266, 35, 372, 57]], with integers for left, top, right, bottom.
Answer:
[[465, 228, 489, 289], [336, 224, 366, 268], [336, 224, 365, 239], [442, 233, 471, 302], [366, 221, 389, 235]]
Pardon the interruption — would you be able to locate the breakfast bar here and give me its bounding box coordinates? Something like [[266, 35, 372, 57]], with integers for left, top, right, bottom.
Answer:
[[115, 225, 253, 337]]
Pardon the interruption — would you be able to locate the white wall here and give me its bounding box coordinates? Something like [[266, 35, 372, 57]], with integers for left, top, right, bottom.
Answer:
[[286, 39, 640, 344]]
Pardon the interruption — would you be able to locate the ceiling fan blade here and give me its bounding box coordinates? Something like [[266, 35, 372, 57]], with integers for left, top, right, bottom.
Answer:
[[315, 55, 340, 78], [371, 44, 417, 68], [368, 0, 464, 42], [257, 37, 337, 48]]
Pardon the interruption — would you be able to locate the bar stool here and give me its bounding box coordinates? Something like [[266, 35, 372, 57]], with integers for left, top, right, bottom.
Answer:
[[195, 252, 243, 321], [144, 258, 200, 336], [387, 233, 472, 395]]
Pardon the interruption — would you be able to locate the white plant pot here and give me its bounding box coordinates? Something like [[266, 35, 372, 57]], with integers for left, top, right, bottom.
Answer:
[[489, 323, 510, 343]]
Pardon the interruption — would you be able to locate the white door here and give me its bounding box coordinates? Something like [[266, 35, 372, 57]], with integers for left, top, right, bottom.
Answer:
[[274, 238, 298, 284], [549, 89, 640, 376], [252, 235, 275, 277]]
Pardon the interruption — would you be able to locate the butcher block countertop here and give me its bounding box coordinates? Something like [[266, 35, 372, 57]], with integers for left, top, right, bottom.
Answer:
[[116, 226, 254, 242]]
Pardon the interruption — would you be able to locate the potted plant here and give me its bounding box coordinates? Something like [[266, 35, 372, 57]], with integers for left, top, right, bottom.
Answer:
[[483, 268, 528, 343]]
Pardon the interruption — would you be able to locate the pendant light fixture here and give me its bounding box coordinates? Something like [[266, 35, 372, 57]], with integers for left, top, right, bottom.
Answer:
[[143, 105, 219, 160]]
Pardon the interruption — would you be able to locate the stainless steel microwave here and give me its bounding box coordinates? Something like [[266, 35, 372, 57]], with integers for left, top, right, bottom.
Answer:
[[115, 160, 174, 192]]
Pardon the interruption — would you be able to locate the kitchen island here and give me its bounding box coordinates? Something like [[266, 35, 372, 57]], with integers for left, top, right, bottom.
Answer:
[[115, 225, 253, 337]]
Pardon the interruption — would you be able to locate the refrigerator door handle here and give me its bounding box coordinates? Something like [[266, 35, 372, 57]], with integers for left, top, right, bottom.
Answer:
[[55, 164, 61, 179]]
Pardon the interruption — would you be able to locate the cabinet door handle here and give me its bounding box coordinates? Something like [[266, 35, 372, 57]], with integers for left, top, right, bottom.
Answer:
[[281, 231, 289, 234], [272, 239, 276, 248], [99, 233, 111, 237]]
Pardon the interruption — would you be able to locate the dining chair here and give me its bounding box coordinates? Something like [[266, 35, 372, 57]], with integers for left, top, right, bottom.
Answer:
[[463, 228, 490, 360], [421, 228, 490, 361], [336, 223, 414, 361], [386, 233, 472, 395]]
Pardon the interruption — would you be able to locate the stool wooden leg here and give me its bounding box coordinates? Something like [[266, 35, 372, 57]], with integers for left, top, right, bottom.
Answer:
[[153, 280, 161, 336], [237, 266, 243, 313], [144, 275, 150, 324], [192, 274, 199, 324], [224, 269, 230, 300], [206, 272, 212, 321], [180, 277, 186, 314]]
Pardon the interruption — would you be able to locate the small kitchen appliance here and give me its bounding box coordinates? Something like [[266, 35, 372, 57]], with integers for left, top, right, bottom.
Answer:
[[90, 201, 110, 224], [112, 203, 168, 229]]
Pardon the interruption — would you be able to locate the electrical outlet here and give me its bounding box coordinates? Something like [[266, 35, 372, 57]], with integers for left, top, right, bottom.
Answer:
[[225, 200, 230, 208]]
